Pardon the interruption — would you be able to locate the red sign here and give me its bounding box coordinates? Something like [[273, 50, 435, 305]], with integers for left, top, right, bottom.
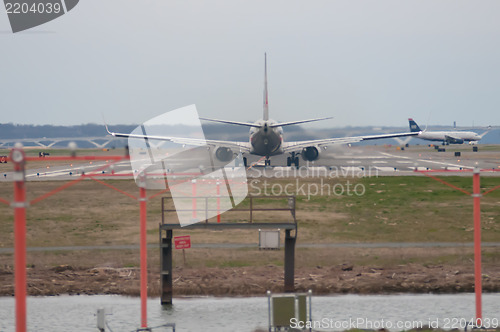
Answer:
[[0, 156, 7, 164], [174, 236, 191, 249]]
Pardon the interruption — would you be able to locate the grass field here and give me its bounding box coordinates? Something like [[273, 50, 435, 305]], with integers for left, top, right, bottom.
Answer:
[[0, 174, 499, 270], [1, 175, 499, 247]]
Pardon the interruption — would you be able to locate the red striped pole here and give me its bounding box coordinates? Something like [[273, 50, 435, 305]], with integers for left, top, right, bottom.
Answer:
[[216, 181, 221, 223], [192, 179, 197, 220], [11, 146, 27, 332], [473, 168, 482, 323], [138, 174, 148, 328]]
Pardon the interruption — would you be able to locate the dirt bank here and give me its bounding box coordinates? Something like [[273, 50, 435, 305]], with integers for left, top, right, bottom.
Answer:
[[1, 263, 499, 297]]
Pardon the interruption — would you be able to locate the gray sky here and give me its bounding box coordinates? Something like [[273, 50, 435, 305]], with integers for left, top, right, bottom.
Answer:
[[1, 0, 499, 128]]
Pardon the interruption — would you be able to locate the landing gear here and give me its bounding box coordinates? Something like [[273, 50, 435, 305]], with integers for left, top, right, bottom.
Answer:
[[265, 159, 271, 166], [243, 157, 247, 167], [287, 152, 300, 168]]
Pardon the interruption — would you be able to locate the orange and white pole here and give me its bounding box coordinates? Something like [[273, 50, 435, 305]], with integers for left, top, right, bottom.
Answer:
[[472, 168, 482, 323], [216, 181, 221, 223], [11, 145, 27, 332], [138, 173, 148, 328], [192, 179, 197, 220]]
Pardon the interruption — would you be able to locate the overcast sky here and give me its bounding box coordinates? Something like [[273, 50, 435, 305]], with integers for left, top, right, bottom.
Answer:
[[1, 0, 499, 128]]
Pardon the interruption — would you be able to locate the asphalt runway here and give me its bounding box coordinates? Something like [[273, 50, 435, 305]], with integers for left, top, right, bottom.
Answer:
[[1, 144, 499, 182]]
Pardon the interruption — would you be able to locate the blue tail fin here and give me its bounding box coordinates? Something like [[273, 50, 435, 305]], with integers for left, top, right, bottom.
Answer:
[[408, 118, 422, 132]]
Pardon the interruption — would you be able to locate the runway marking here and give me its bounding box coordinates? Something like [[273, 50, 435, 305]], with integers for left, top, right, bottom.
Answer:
[[341, 166, 365, 172], [26, 167, 76, 177], [307, 166, 328, 171], [379, 152, 473, 170], [396, 160, 413, 164], [86, 171, 107, 175], [23, 160, 123, 178], [379, 152, 410, 159], [346, 160, 361, 164], [30, 171, 72, 178], [115, 170, 133, 175], [371, 161, 387, 164], [334, 156, 389, 159], [374, 166, 397, 172], [411, 166, 430, 171], [416, 159, 473, 169]]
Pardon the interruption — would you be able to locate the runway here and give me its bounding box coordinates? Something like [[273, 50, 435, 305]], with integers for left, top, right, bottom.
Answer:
[[1, 144, 499, 181]]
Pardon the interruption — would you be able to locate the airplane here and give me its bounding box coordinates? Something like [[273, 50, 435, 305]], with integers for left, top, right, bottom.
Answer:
[[106, 54, 419, 168], [408, 118, 489, 145]]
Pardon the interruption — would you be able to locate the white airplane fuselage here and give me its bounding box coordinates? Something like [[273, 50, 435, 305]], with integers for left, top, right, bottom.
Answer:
[[248, 119, 284, 157], [418, 131, 482, 142]]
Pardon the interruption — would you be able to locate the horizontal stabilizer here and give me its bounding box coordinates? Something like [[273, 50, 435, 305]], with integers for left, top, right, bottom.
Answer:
[[270, 117, 333, 128], [199, 117, 261, 128]]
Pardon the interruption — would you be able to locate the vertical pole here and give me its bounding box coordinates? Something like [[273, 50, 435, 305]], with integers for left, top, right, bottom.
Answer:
[[205, 197, 208, 223], [473, 169, 482, 323], [284, 229, 296, 293], [160, 229, 173, 305], [192, 179, 197, 220], [11, 146, 26, 332], [250, 196, 253, 223], [216, 181, 220, 223], [138, 173, 148, 328]]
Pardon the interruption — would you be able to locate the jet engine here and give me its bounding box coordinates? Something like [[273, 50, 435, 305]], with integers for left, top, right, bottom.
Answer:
[[215, 146, 233, 162], [301, 146, 320, 161], [445, 135, 464, 144]]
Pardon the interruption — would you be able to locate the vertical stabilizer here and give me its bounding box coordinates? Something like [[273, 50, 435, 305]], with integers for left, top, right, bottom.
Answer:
[[408, 118, 422, 132], [263, 53, 269, 121]]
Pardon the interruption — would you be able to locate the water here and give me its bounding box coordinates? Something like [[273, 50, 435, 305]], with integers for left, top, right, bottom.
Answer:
[[0, 294, 499, 332]]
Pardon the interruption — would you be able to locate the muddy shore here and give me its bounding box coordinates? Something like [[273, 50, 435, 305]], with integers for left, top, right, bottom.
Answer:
[[1, 263, 499, 297]]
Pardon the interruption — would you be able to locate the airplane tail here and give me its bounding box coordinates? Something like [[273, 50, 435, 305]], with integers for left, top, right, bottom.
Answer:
[[409, 118, 422, 132], [200, 54, 333, 129], [263, 53, 269, 121]]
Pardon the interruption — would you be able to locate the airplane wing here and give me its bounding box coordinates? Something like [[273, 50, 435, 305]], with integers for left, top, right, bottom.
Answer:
[[107, 127, 252, 153], [282, 131, 420, 153]]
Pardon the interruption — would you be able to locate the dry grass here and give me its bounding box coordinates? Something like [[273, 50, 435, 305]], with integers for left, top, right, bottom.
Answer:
[[1, 175, 500, 247]]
